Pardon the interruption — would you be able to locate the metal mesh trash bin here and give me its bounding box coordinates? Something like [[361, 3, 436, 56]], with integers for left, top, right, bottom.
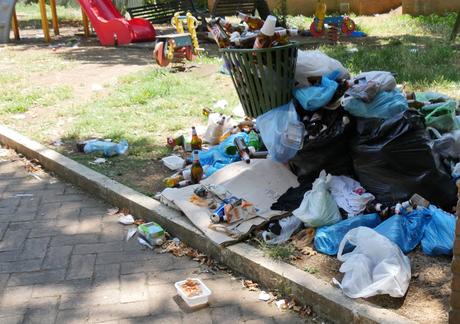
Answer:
[[220, 42, 298, 118]]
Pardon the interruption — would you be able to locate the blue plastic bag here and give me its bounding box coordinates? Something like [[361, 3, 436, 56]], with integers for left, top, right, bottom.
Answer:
[[197, 133, 248, 177], [374, 209, 431, 254], [421, 205, 456, 256], [84, 140, 129, 157], [256, 102, 304, 164], [293, 76, 338, 111], [342, 89, 408, 119], [314, 213, 381, 255]]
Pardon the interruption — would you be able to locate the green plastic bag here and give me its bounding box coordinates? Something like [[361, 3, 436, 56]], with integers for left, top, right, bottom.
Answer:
[[422, 101, 457, 132]]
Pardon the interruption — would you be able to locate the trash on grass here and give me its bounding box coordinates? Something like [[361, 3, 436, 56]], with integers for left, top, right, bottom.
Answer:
[[89, 157, 107, 165], [258, 291, 271, 301], [83, 140, 128, 157], [161, 155, 185, 170]]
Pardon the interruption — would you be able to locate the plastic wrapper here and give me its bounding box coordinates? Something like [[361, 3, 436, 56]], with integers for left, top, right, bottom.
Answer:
[[334, 227, 411, 298], [329, 175, 375, 217], [342, 89, 408, 119], [295, 50, 350, 87], [262, 215, 302, 245], [353, 71, 396, 92], [256, 102, 304, 164], [351, 109, 457, 209], [293, 76, 338, 111], [292, 171, 342, 227], [314, 213, 381, 256]]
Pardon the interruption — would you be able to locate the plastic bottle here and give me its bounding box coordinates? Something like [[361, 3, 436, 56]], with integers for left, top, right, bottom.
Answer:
[[247, 130, 261, 151], [163, 174, 184, 188], [190, 126, 202, 150], [253, 16, 277, 49], [83, 140, 128, 157], [238, 12, 264, 30], [208, 116, 226, 145], [191, 150, 204, 184]]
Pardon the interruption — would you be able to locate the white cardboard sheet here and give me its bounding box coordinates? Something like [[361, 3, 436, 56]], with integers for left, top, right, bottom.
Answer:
[[161, 159, 299, 245]]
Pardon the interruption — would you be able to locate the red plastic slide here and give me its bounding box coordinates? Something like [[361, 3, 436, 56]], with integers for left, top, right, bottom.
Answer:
[[77, 0, 156, 46]]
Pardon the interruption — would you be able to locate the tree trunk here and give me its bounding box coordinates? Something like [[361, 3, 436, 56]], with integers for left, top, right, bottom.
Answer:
[[451, 10, 460, 42]]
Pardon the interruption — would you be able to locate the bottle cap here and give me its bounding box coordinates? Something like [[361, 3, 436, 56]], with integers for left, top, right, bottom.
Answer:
[[261, 15, 277, 36]]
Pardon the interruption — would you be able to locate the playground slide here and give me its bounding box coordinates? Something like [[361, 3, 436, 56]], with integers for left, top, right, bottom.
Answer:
[[0, 0, 15, 43], [76, 0, 155, 46]]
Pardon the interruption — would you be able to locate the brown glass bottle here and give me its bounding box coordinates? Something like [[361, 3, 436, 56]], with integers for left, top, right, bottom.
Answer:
[[208, 19, 231, 48], [238, 12, 264, 31], [190, 126, 202, 150], [191, 150, 204, 184]]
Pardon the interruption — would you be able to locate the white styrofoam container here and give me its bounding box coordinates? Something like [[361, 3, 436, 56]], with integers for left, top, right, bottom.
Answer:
[[161, 155, 185, 170], [175, 278, 212, 307]]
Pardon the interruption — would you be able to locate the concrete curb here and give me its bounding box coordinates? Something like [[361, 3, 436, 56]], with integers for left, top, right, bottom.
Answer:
[[0, 125, 414, 324]]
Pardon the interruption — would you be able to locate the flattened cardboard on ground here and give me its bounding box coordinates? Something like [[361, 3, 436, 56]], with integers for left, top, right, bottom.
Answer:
[[161, 159, 299, 246]]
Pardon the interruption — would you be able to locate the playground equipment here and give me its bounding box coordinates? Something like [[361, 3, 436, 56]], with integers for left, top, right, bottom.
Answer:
[[0, 0, 155, 45], [310, 0, 356, 37], [76, 0, 156, 46], [153, 12, 203, 67], [0, 0, 59, 43]]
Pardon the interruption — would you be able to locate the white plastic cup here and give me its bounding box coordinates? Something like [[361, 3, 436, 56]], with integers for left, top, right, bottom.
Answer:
[[261, 15, 277, 36]]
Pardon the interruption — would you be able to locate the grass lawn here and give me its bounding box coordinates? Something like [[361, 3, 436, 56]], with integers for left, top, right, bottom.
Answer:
[[0, 6, 459, 196]]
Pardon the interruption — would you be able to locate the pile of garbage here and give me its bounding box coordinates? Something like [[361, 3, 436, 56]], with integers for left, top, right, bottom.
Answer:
[[159, 47, 459, 300], [207, 13, 297, 49]]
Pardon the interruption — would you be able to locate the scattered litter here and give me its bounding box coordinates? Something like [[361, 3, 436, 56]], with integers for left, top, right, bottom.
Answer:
[[137, 222, 165, 246], [107, 207, 119, 215], [346, 47, 358, 53], [14, 193, 34, 197], [51, 139, 63, 147], [258, 291, 271, 301], [0, 149, 10, 157], [137, 236, 154, 249], [262, 215, 302, 245], [242, 280, 259, 291], [84, 140, 128, 157], [275, 299, 286, 310], [91, 83, 104, 92], [161, 155, 185, 170], [232, 104, 245, 117], [118, 214, 135, 225], [89, 157, 107, 165], [213, 99, 228, 110], [126, 228, 137, 241]]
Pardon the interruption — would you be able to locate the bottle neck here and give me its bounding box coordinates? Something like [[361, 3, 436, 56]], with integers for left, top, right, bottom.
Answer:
[[192, 128, 197, 136]]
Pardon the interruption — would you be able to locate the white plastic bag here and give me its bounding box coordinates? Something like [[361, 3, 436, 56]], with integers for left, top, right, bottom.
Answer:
[[333, 227, 411, 298], [329, 175, 375, 217], [295, 50, 350, 87], [203, 113, 234, 145], [353, 71, 396, 92], [262, 215, 302, 245], [292, 171, 341, 227]]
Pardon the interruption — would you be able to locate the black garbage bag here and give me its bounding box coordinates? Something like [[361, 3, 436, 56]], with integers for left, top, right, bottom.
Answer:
[[272, 108, 355, 212], [351, 109, 456, 209]]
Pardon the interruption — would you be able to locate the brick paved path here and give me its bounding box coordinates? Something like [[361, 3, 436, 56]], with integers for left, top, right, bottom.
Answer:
[[0, 151, 312, 323]]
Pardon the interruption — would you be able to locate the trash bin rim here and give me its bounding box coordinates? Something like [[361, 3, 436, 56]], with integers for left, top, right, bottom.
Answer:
[[219, 41, 299, 54]]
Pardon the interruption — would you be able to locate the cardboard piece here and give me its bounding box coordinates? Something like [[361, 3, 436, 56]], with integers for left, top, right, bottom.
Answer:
[[161, 159, 299, 246]]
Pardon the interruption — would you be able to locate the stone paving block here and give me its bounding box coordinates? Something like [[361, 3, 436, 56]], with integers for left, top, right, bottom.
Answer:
[[31, 279, 92, 298], [66, 254, 96, 280], [0, 273, 9, 290], [119, 312, 183, 324], [121, 273, 147, 303], [50, 234, 99, 247], [239, 301, 281, 321], [8, 269, 66, 286], [146, 267, 221, 286], [0, 229, 29, 252], [79, 206, 105, 218], [2, 211, 36, 222], [0, 222, 8, 240], [15, 198, 40, 213], [147, 283, 180, 314], [9, 220, 55, 232], [60, 288, 120, 310], [0, 285, 33, 307], [96, 250, 161, 265], [0, 259, 42, 273], [88, 301, 151, 323], [74, 241, 123, 255], [99, 223, 125, 242], [23, 296, 59, 324], [17, 237, 50, 260], [42, 245, 73, 270], [93, 264, 120, 290], [42, 193, 84, 204], [0, 315, 23, 324], [0, 251, 18, 262], [210, 305, 243, 324], [36, 202, 61, 220], [0, 197, 20, 210], [77, 217, 102, 235], [56, 308, 89, 324]]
